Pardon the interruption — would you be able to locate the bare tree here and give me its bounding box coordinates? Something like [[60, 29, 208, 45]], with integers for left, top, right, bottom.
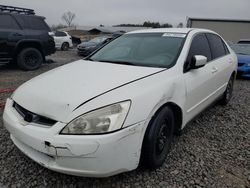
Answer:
[[177, 22, 183, 28], [61, 11, 76, 27]]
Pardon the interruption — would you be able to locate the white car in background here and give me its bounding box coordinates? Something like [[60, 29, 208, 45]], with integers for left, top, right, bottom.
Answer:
[[53, 31, 73, 51], [3, 28, 237, 177]]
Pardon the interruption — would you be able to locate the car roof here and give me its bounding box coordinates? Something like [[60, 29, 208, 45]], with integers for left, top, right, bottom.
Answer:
[[127, 28, 214, 34], [95, 35, 110, 39], [238, 39, 250, 42], [0, 12, 45, 20]]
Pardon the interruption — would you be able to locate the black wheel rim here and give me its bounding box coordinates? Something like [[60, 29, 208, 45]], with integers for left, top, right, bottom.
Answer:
[[24, 52, 39, 67], [63, 43, 69, 50], [156, 119, 171, 155]]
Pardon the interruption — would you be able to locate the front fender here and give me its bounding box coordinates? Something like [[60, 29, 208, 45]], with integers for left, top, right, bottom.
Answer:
[[67, 68, 186, 129]]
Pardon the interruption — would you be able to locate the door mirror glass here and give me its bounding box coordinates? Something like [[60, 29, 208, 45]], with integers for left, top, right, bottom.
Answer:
[[191, 55, 207, 69]]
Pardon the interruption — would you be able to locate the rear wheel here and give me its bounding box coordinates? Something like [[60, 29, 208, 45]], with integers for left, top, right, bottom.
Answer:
[[141, 107, 174, 169], [17, 48, 43, 71], [220, 75, 234, 105], [61, 42, 69, 51]]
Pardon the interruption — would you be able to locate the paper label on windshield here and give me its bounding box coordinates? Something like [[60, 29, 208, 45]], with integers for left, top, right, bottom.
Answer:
[[162, 33, 186, 38]]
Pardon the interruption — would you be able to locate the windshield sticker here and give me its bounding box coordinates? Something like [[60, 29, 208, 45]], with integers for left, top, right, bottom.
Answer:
[[162, 33, 186, 38]]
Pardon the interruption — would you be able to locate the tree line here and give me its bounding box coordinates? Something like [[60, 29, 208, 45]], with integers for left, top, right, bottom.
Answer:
[[114, 21, 183, 28], [51, 11, 184, 30]]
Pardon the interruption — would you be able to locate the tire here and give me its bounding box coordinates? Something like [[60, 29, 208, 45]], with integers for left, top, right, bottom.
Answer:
[[141, 106, 175, 169], [17, 48, 43, 71], [220, 75, 234, 105], [61, 42, 69, 51]]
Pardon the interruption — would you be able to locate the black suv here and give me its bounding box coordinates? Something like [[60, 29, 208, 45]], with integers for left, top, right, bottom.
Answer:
[[0, 5, 55, 70]]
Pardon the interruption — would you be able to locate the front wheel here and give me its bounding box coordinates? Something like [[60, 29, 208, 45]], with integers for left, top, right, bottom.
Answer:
[[141, 107, 174, 169], [220, 75, 234, 105]]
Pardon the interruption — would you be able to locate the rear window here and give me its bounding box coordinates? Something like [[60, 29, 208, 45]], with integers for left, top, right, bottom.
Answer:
[[0, 14, 20, 29], [16, 16, 50, 31], [206, 33, 228, 59]]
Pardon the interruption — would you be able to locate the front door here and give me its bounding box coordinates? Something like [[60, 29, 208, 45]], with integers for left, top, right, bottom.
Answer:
[[183, 33, 218, 122]]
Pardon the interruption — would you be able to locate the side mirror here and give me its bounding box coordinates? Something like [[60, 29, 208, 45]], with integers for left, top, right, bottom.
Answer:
[[191, 55, 207, 69]]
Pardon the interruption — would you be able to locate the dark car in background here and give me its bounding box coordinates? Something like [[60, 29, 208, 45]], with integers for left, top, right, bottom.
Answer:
[[230, 44, 250, 78], [0, 5, 55, 70], [77, 36, 112, 57], [77, 32, 123, 57]]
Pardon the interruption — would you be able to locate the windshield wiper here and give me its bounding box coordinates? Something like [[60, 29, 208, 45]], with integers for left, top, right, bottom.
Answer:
[[96, 60, 137, 66], [84, 57, 94, 61]]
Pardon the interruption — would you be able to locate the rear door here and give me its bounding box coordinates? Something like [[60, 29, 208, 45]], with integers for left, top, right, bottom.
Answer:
[[184, 33, 218, 121], [0, 14, 22, 61], [206, 33, 233, 94]]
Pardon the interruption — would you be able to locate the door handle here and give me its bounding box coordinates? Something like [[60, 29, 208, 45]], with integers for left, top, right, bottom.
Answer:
[[228, 58, 233, 64], [211, 67, 218, 73]]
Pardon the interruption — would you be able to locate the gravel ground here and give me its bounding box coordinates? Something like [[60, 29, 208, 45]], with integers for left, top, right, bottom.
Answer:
[[0, 51, 249, 188]]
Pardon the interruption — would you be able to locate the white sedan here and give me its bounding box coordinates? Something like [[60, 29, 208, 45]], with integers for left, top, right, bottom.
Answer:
[[3, 28, 237, 177]]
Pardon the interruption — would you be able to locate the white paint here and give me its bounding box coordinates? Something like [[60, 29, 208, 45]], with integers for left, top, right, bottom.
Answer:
[[3, 28, 237, 177], [53, 31, 73, 50]]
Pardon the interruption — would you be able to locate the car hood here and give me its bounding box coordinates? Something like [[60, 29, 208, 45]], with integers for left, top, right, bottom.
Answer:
[[237, 54, 250, 64], [79, 42, 97, 48], [13, 60, 163, 122]]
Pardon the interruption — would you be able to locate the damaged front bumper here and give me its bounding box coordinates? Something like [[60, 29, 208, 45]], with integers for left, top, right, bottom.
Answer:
[[3, 98, 146, 177]]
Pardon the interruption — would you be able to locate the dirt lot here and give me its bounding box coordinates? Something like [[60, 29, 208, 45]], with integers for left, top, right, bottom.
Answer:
[[0, 51, 249, 188]]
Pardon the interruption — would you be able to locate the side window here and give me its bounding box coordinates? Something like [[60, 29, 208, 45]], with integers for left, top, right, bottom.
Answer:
[[18, 16, 50, 31], [186, 33, 212, 64], [28, 17, 50, 31], [55, 31, 67, 37], [0, 15, 20, 29], [206, 33, 227, 59], [223, 41, 230, 54]]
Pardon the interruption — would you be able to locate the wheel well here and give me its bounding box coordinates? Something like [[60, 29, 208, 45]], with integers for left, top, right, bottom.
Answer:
[[62, 42, 69, 46], [15, 42, 44, 60], [232, 71, 236, 79], [152, 102, 183, 134]]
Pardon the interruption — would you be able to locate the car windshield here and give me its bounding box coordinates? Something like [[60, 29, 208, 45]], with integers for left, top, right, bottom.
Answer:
[[89, 33, 185, 68], [231, 44, 250, 55], [90, 37, 108, 44]]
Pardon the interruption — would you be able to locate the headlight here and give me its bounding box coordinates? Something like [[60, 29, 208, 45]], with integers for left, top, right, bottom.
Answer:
[[61, 101, 131, 135]]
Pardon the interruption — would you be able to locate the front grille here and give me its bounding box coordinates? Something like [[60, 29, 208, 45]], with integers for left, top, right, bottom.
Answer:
[[13, 102, 57, 126]]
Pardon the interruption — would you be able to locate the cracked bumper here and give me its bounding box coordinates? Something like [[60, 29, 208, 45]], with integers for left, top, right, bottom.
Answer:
[[3, 98, 146, 177]]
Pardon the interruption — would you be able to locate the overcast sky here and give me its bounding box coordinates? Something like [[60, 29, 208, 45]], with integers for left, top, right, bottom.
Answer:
[[1, 0, 250, 26]]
